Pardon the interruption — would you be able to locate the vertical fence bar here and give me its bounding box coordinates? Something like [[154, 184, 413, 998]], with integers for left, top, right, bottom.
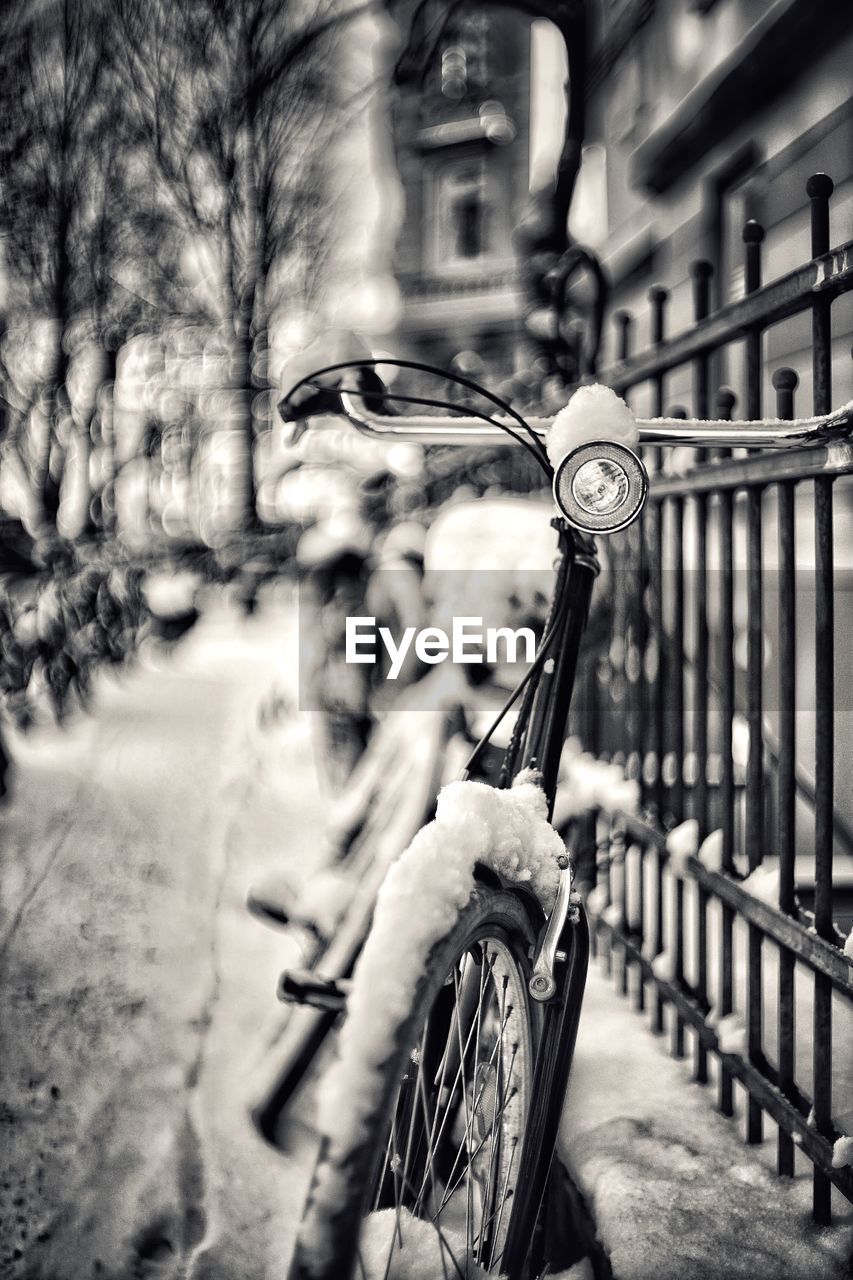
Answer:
[[651, 499, 665, 818], [692, 260, 713, 1084], [744, 218, 765, 1161], [773, 367, 798, 1178], [670, 498, 685, 821], [745, 485, 764, 872], [743, 220, 764, 423], [649, 287, 668, 475], [671, 496, 686, 1058], [813, 476, 835, 1222], [718, 386, 737, 1115], [716, 386, 736, 462], [635, 843, 647, 1013], [652, 493, 666, 1035], [615, 309, 633, 363], [626, 523, 644, 782], [745, 484, 765, 1144], [809, 172, 835, 1225], [615, 825, 630, 996]]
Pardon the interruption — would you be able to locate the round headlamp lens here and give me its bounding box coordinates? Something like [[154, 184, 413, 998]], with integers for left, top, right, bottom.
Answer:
[[571, 457, 630, 516], [552, 439, 648, 534]]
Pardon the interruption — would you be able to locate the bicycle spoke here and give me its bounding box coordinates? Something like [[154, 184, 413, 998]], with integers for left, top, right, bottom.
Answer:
[[415, 1040, 449, 1280], [383, 1118, 404, 1280], [354, 921, 535, 1280], [393, 1164, 467, 1280], [433, 1072, 518, 1221], [476, 973, 509, 1263], [435, 1010, 515, 1216], [466, 947, 491, 1262], [487, 1138, 518, 1273], [399, 1029, 427, 1208], [373, 1126, 395, 1212], [419, 951, 499, 1201]]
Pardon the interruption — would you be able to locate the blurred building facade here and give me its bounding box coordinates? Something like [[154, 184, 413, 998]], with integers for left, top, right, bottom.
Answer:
[[385, 3, 534, 382], [385, 0, 853, 401], [582, 0, 853, 410]]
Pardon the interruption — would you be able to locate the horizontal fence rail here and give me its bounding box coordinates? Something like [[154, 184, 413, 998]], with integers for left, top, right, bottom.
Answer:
[[570, 173, 853, 1224]]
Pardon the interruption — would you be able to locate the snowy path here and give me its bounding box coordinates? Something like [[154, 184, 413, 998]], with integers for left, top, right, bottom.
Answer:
[[0, 593, 324, 1280], [561, 963, 853, 1279]]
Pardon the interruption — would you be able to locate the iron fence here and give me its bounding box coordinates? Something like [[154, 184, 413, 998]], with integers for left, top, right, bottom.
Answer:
[[571, 172, 853, 1223]]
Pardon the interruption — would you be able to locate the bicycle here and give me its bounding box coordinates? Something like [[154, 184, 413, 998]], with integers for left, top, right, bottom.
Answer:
[[275, 356, 853, 1280]]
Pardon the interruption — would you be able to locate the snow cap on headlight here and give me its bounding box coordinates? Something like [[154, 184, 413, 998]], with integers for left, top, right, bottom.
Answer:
[[546, 383, 638, 470]]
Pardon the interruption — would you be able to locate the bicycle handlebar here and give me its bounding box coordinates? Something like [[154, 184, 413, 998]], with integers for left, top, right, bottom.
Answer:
[[338, 391, 853, 451]]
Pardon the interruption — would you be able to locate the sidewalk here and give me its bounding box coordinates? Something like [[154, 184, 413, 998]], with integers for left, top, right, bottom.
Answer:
[[0, 595, 322, 1280], [560, 960, 853, 1280]]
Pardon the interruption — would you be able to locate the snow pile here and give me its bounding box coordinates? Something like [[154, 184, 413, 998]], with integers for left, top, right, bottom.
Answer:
[[666, 820, 699, 876], [602, 903, 623, 928], [303, 771, 566, 1269], [740, 864, 780, 905], [355, 1209, 597, 1280], [585, 883, 609, 917], [357, 1210, 490, 1280], [546, 384, 639, 470], [832, 1135, 853, 1169], [697, 828, 724, 873], [553, 753, 641, 825], [714, 1012, 747, 1055]]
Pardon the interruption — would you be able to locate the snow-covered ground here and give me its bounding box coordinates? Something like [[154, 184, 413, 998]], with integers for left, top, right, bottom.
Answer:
[[0, 589, 323, 1280], [2, 587, 851, 1279], [562, 961, 853, 1279]]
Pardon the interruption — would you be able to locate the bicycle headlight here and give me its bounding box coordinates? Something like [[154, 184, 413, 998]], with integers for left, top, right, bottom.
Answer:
[[553, 440, 648, 534]]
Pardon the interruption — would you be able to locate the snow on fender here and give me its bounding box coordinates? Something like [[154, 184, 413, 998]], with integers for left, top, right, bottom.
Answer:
[[546, 384, 639, 471], [302, 771, 566, 1269]]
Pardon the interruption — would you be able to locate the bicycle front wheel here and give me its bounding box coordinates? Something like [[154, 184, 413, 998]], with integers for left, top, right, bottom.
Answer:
[[290, 881, 546, 1280]]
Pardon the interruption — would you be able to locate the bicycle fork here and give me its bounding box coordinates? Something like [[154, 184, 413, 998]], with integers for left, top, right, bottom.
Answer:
[[502, 522, 597, 1276], [503, 891, 590, 1278]]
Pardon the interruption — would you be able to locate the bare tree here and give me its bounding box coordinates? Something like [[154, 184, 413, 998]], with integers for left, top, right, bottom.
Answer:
[[111, 0, 347, 529], [0, 0, 116, 530]]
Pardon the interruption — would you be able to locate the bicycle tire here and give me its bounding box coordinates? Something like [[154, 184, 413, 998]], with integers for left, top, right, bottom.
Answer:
[[289, 880, 549, 1280]]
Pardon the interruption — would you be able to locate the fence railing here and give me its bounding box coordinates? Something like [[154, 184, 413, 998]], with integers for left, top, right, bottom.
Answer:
[[570, 172, 853, 1223]]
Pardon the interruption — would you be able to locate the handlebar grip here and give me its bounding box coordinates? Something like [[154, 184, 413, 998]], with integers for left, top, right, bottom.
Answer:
[[278, 367, 390, 427], [277, 385, 342, 424]]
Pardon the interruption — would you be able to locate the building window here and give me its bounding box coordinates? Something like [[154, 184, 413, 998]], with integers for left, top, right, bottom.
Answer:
[[708, 146, 763, 306], [455, 192, 483, 258], [431, 161, 493, 269]]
